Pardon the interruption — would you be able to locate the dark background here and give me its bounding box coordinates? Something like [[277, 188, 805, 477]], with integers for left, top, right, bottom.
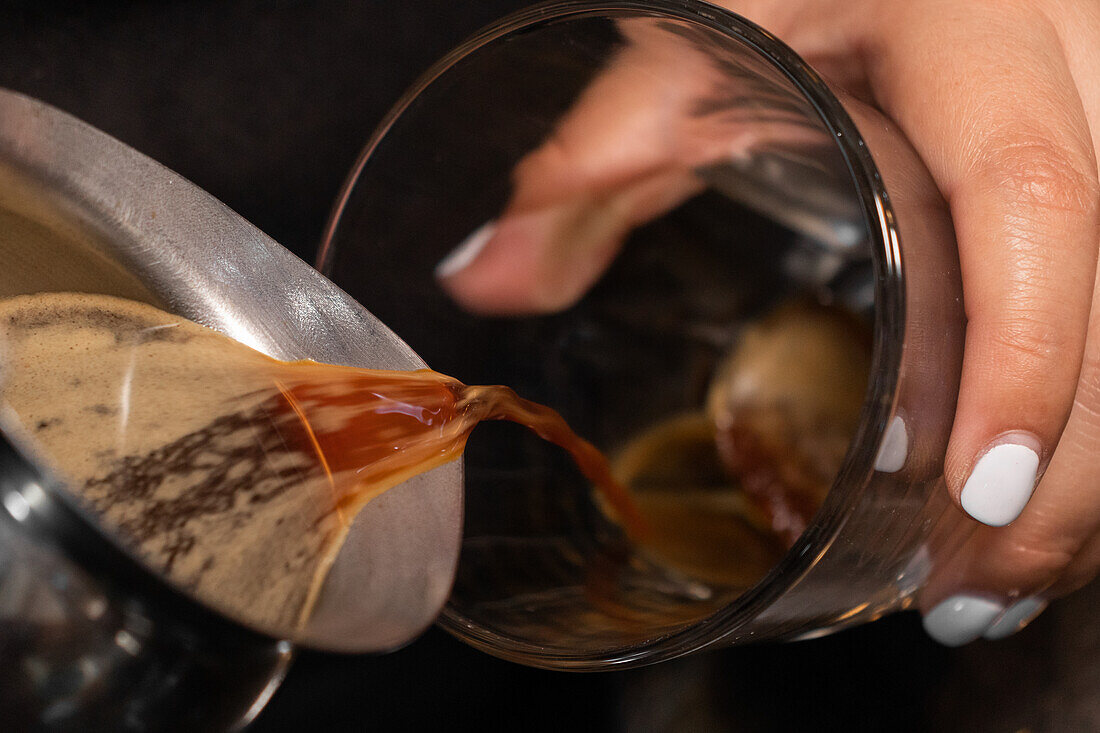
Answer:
[[2, 2, 1098, 731]]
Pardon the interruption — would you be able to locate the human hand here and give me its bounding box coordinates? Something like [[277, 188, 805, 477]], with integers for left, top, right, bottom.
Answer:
[[435, 0, 1100, 646]]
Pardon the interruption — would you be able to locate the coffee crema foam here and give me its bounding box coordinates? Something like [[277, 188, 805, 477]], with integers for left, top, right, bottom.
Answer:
[[0, 292, 642, 633]]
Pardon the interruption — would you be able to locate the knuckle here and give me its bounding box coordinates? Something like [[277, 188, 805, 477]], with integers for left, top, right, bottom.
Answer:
[[988, 309, 1075, 365], [975, 274, 1089, 375], [980, 135, 1100, 218]]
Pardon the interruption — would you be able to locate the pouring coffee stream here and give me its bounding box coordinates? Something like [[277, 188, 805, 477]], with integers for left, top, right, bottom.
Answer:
[[0, 290, 866, 639], [0, 292, 653, 631]]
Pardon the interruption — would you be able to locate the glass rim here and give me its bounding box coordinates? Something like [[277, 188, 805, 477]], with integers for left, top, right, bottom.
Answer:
[[317, 0, 906, 669]]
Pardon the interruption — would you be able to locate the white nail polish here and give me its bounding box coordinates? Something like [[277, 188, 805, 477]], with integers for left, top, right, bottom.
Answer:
[[874, 415, 909, 473], [959, 442, 1040, 527], [435, 221, 496, 279], [983, 597, 1047, 640], [922, 594, 1004, 647]]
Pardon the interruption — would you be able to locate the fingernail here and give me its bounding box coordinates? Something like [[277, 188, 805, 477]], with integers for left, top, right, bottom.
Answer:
[[874, 414, 909, 473], [959, 439, 1040, 527], [983, 596, 1047, 640], [922, 594, 1004, 646], [435, 221, 496, 279]]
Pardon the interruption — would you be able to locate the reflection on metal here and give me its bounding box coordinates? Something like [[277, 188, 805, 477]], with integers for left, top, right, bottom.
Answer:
[[0, 86, 461, 653]]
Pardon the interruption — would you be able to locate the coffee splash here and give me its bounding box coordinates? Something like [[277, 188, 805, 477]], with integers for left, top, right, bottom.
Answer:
[[0, 292, 641, 632]]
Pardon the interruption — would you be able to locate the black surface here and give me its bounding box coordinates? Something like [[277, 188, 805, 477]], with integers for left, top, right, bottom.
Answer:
[[2, 3, 1096, 731]]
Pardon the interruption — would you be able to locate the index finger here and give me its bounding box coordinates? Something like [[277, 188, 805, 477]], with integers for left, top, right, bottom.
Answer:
[[866, 1, 1100, 526]]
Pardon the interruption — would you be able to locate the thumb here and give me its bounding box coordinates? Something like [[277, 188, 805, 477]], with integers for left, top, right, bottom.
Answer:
[[435, 170, 701, 315], [435, 24, 710, 315]]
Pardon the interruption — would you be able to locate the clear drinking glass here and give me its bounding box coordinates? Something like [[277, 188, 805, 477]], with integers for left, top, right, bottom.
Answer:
[[319, 0, 971, 669]]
